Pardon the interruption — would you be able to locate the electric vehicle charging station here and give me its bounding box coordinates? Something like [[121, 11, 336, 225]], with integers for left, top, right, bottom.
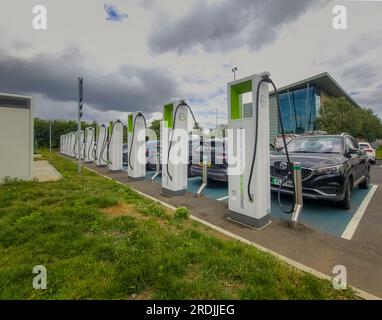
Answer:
[[84, 127, 95, 163], [161, 101, 190, 197], [67, 133, 71, 156], [70, 131, 77, 158], [78, 130, 85, 160], [65, 133, 70, 156], [127, 112, 146, 181], [62, 134, 67, 154], [95, 124, 108, 166], [227, 73, 271, 230], [108, 120, 124, 171], [61, 134, 65, 154]]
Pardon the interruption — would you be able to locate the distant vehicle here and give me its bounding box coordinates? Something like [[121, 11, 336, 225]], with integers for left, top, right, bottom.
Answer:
[[190, 138, 276, 182], [190, 138, 228, 182], [271, 134, 370, 209], [273, 134, 297, 150], [123, 143, 128, 166], [359, 142, 376, 164], [146, 136, 202, 175], [146, 140, 160, 170]]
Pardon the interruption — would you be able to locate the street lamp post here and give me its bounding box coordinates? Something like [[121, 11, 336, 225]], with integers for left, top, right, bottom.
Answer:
[[215, 108, 218, 129], [49, 120, 52, 152], [232, 66, 238, 80]]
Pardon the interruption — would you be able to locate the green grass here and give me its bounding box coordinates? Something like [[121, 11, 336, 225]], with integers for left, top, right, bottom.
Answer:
[[376, 147, 382, 160], [0, 150, 356, 300]]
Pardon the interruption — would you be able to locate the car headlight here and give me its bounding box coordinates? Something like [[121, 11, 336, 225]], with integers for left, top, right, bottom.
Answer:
[[316, 164, 344, 176]]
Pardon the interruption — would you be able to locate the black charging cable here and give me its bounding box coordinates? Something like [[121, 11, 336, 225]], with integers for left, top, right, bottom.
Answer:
[[247, 74, 296, 214], [267, 76, 296, 214], [98, 124, 108, 165]]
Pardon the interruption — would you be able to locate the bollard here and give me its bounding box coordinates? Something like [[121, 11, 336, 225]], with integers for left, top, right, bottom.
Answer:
[[291, 162, 303, 227], [152, 151, 161, 181], [196, 155, 208, 197]]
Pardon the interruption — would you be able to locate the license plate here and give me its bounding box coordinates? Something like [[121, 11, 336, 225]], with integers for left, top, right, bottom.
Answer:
[[271, 177, 293, 187], [199, 162, 211, 168]]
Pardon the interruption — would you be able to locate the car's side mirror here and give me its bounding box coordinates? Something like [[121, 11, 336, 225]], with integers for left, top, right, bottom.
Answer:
[[347, 147, 358, 155]]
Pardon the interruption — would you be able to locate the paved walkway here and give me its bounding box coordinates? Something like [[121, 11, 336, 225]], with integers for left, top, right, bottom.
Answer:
[[32, 160, 62, 182]]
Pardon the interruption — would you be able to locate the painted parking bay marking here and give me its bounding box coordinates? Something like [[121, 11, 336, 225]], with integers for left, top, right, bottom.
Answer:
[[341, 184, 378, 240], [188, 176, 202, 181]]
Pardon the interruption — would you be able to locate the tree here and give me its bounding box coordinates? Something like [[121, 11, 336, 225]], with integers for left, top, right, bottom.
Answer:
[[317, 97, 382, 142], [34, 118, 90, 149], [149, 119, 161, 140]]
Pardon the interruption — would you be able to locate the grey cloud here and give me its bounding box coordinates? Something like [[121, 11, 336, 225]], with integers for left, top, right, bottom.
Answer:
[[0, 48, 178, 114], [315, 33, 382, 116], [148, 0, 330, 54], [318, 33, 382, 67], [331, 64, 382, 113], [340, 63, 380, 87]]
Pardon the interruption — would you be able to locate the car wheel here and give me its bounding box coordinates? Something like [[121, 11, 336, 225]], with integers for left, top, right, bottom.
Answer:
[[338, 180, 352, 210], [359, 172, 370, 189]]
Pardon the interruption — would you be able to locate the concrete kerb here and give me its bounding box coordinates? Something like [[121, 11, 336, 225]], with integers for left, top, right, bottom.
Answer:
[[80, 163, 381, 300]]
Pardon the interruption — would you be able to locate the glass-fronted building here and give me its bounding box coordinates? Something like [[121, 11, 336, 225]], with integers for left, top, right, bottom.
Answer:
[[277, 86, 320, 134], [269, 72, 359, 141]]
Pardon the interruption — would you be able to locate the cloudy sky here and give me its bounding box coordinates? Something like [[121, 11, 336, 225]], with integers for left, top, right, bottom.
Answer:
[[0, 0, 381, 128]]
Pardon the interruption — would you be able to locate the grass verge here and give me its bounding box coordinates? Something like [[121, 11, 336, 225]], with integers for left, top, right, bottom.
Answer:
[[0, 150, 356, 299], [376, 147, 382, 160]]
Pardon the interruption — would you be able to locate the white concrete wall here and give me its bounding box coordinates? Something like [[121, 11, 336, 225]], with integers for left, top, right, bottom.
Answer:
[[0, 94, 33, 181]]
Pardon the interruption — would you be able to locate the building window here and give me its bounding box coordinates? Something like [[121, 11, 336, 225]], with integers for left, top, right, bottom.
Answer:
[[278, 86, 320, 134]]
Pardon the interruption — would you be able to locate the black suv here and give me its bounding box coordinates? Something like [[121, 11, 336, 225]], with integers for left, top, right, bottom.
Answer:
[[271, 134, 370, 209]]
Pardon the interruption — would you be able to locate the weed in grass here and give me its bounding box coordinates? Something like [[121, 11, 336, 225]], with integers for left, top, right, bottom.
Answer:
[[15, 211, 44, 225], [139, 202, 165, 217], [174, 206, 189, 219]]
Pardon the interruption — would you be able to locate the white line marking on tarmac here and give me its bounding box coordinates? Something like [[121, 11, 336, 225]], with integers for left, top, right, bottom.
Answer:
[[188, 176, 202, 181], [217, 195, 229, 201], [341, 184, 378, 240]]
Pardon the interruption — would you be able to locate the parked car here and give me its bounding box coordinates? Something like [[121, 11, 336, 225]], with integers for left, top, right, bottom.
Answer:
[[359, 142, 376, 164], [123, 143, 128, 166], [271, 134, 370, 209], [146, 136, 202, 175], [190, 138, 228, 182], [190, 138, 277, 182], [123, 140, 161, 170], [146, 140, 160, 170]]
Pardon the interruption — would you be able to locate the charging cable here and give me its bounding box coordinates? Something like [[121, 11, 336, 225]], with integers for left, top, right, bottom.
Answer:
[[247, 74, 296, 214]]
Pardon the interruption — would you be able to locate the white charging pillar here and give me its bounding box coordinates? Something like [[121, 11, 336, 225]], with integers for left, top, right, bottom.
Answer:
[[227, 73, 271, 230], [108, 120, 124, 171], [161, 101, 189, 196], [95, 124, 108, 166], [78, 130, 84, 160], [84, 127, 94, 162], [70, 132, 77, 158], [127, 112, 146, 180]]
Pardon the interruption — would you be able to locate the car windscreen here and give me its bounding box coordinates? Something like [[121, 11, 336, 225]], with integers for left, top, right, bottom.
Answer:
[[281, 136, 343, 154], [359, 143, 369, 149]]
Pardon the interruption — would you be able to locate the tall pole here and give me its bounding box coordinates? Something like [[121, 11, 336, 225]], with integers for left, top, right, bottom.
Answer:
[[232, 66, 238, 80], [78, 77, 83, 174], [49, 120, 52, 152], [215, 108, 218, 129]]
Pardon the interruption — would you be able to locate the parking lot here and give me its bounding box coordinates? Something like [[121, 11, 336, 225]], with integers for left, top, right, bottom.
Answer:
[[140, 166, 379, 240]]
